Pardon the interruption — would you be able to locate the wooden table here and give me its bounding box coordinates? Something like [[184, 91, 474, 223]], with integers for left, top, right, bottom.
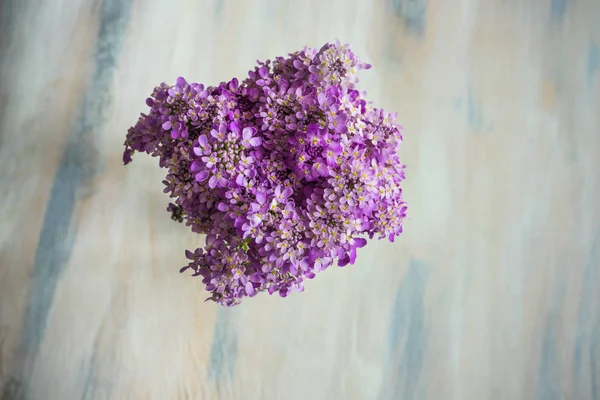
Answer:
[[1, 0, 599, 399]]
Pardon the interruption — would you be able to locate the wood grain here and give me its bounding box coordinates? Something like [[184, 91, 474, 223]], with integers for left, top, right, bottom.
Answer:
[[1, 0, 599, 399]]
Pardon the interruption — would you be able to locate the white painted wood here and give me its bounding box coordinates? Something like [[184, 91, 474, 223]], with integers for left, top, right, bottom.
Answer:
[[1, 0, 599, 399]]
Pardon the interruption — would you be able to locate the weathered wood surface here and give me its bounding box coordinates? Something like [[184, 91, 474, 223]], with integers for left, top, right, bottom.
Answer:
[[1, 0, 599, 399]]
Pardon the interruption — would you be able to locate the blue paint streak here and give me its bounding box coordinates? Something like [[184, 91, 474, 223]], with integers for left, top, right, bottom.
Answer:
[[81, 351, 98, 400], [466, 87, 483, 130], [15, 0, 131, 396], [550, 0, 568, 21], [215, 0, 224, 17], [0, 0, 18, 57], [588, 41, 599, 83], [382, 259, 430, 400], [0, 378, 22, 400], [390, 0, 427, 37], [208, 310, 238, 383], [573, 229, 600, 398], [453, 97, 462, 111], [592, 325, 599, 400], [537, 322, 561, 400], [536, 276, 565, 400]]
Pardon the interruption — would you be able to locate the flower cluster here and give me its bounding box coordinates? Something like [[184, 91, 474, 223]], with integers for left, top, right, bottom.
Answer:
[[123, 41, 407, 306]]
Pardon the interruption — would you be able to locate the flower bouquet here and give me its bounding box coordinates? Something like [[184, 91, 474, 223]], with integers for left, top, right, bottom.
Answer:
[[123, 41, 407, 306]]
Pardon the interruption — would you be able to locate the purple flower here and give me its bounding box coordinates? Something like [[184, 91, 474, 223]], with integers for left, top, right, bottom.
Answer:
[[314, 256, 332, 273], [306, 126, 324, 147], [123, 41, 407, 307], [208, 171, 228, 188], [273, 185, 293, 203], [330, 112, 348, 134], [310, 161, 329, 178], [296, 151, 310, 166], [202, 153, 219, 168], [241, 127, 262, 148], [211, 123, 228, 142], [247, 203, 266, 226], [324, 143, 342, 167]]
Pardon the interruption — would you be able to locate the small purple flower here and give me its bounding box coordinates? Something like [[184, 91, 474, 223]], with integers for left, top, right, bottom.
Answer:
[[324, 143, 342, 167], [208, 171, 228, 188], [123, 149, 133, 164], [241, 127, 262, 148], [310, 161, 329, 178], [248, 209, 265, 227], [296, 151, 310, 166], [314, 256, 332, 273], [273, 185, 293, 203], [194, 134, 209, 155], [210, 123, 228, 142], [202, 153, 219, 168], [306, 127, 324, 147], [329, 112, 348, 134]]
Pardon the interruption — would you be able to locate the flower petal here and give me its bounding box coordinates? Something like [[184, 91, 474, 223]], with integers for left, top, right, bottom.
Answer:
[[258, 66, 268, 79], [190, 161, 203, 172], [354, 238, 368, 248], [245, 282, 255, 296], [282, 187, 293, 199], [248, 214, 262, 227], [256, 191, 266, 204], [249, 137, 262, 147], [195, 170, 209, 181]]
